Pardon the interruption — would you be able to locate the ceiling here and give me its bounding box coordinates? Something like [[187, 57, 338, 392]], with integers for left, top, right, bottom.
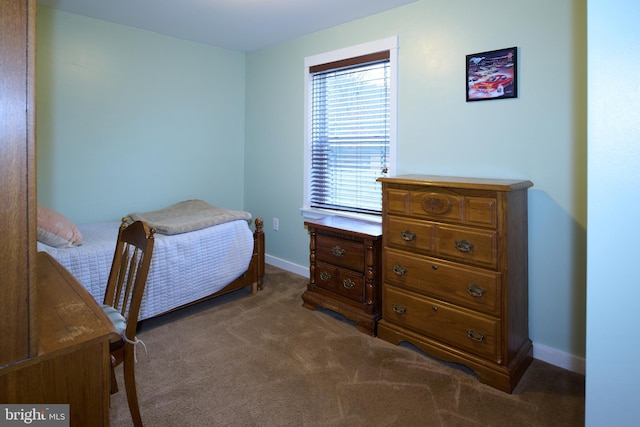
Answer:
[[37, 0, 417, 52]]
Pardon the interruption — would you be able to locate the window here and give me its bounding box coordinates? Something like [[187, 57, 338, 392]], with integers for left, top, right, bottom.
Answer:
[[304, 37, 397, 217]]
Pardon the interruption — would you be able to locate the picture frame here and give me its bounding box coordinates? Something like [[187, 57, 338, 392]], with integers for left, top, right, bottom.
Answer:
[[466, 47, 517, 102]]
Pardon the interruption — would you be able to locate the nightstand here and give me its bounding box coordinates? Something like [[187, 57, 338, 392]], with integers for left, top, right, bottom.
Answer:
[[302, 216, 383, 336]]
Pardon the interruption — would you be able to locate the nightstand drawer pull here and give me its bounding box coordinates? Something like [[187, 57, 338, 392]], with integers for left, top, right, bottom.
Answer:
[[392, 304, 407, 314], [467, 329, 486, 342], [455, 239, 474, 252], [401, 230, 416, 241], [392, 264, 407, 276], [331, 245, 346, 258], [320, 271, 331, 281], [342, 279, 355, 290], [467, 284, 486, 298]]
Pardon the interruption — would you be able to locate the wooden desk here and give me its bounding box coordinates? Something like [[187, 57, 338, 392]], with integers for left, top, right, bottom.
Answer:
[[0, 252, 116, 426]]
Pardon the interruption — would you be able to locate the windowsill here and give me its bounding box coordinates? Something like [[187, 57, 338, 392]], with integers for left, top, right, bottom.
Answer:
[[299, 207, 382, 224]]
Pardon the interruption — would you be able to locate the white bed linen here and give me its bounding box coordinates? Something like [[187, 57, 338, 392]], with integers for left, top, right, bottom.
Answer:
[[37, 219, 254, 320]]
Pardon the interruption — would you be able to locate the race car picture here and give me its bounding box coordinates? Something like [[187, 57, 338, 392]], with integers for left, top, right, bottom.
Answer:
[[466, 47, 518, 101]]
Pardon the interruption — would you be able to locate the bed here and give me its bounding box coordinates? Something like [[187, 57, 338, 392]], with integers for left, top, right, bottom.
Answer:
[[36, 200, 265, 321]]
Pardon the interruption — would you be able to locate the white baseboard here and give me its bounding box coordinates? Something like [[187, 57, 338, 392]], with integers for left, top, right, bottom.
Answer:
[[265, 255, 586, 376], [532, 342, 585, 375], [265, 254, 308, 277]]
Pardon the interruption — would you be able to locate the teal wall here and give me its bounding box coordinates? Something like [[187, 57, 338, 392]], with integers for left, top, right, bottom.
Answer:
[[245, 0, 587, 363], [37, 0, 587, 367], [37, 8, 247, 223]]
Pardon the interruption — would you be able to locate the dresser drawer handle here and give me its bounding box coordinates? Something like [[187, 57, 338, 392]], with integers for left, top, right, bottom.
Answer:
[[401, 230, 416, 241], [467, 329, 486, 343], [467, 284, 486, 298], [320, 271, 331, 281], [392, 264, 407, 276], [342, 279, 355, 290], [455, 239, 474, 253], [331, 245, 346, 258], [392, 304, 407, 315]]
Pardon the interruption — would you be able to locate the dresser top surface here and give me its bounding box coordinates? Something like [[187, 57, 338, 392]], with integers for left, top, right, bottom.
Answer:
[[36, 252, 117, 356], [378, 175, 533, 191], [305, 216, 382, 238]]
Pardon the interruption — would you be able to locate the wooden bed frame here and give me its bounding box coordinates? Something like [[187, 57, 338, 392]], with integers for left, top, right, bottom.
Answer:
[[155, 217, 265, 316], [220, 217, 265, 294]]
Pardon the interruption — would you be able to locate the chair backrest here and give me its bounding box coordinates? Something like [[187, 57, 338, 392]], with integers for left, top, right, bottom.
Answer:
[[103, 219, 156, 341]]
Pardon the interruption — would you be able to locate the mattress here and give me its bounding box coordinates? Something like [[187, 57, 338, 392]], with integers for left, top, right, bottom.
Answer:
[[37, 219, 254, 320]]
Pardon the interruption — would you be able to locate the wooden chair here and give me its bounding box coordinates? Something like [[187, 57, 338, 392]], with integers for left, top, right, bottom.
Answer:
[[102, 219, 156, 427]]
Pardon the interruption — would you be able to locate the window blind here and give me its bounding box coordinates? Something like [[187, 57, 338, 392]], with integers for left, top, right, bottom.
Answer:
[[309, 52, 390, 215]]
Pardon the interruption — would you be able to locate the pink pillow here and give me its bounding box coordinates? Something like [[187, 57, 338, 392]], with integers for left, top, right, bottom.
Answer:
[[37, 205, 83, 248]]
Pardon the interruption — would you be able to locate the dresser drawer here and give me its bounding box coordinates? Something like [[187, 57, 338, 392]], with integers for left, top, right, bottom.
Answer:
[[314, 261, 364, 303], [315, 234, 364, 271], [436, 224, 497, 268], [384, 248, 502, 315], [383, 285, 500, 362], [386, 215, 435, 253], [465, 196, 497, 227], [386, 188, 497, 227]]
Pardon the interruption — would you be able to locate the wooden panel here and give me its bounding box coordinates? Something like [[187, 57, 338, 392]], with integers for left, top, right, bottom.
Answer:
[[36, 253, 117, 354], [0, 0, 36, 367], [385, 188, 411, 215], [384, 248, 502, 316], [386, 215, 435, 253], [383, 285, 501, 362], [314, 261, 365, 303], [315, 234, 364, 271], [0, 253, 116, 426], [465, 196, 497, 227], [436, 224, 498, 268], [0, 342, 110, 427], [411, 190, 463, 222]]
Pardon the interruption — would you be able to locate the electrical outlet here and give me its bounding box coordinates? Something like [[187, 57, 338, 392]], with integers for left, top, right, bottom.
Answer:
[[272, 217, 279, 231]]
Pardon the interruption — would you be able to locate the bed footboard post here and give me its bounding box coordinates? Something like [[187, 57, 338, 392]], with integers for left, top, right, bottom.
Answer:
[[253, 217, 265, 290]]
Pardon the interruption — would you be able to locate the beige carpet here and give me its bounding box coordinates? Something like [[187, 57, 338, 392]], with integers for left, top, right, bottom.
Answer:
[[109, 265, 585, 426]]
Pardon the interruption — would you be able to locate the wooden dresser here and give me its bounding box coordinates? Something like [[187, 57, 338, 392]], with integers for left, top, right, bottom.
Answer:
[[377, 175, 533, 392], [302, 217, 383, 336]]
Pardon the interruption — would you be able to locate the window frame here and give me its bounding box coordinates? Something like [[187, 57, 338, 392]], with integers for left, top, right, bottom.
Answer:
[[302, 36, 398, 222]]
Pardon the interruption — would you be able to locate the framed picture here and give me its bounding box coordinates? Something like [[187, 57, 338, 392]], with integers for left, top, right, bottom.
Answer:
[[466, 47, 517, 102]]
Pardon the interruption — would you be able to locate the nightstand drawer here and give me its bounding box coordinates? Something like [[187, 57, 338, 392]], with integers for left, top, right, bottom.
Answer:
[[383, 285, 500, 362], [315, 234, 364, 271], [314, 261, 364, 303], [384, 248, 501, 315]]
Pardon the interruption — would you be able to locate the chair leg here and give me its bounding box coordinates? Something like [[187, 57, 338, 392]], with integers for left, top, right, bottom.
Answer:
[[123, 343, 143, 427], [110, 355, 119, 394]]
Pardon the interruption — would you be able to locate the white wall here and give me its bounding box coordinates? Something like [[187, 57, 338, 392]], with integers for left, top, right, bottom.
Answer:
[[586, 1, 640, 425]]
